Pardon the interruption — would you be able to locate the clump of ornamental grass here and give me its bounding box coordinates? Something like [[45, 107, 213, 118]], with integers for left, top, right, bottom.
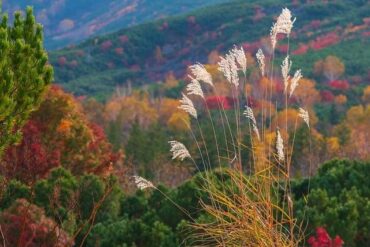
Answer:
[[133, 8, 311, 246]]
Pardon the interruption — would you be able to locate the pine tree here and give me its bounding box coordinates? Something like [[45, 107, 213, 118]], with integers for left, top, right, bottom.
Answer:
[[0, 7, 53, 155]]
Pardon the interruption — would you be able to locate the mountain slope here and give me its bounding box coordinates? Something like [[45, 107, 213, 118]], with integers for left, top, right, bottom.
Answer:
[[49, 0, 370, 100], [2, 0, 230, 49]]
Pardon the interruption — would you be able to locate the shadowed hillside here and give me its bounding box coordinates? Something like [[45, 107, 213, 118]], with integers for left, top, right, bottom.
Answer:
[[2, 0, 230, 49], [49, 0, 370, 100]]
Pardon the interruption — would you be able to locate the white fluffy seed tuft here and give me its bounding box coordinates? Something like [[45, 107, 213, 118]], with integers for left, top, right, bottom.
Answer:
[[298, 108, 310, 128], [281, 56, 292, 93], [187, 76, 204, 99], [289, 70, 302, 97], [189, 63, 213, 87], [243, 106, 260, 141], [270, 8, 296, 49], [179, 93, 197, 119], [218, 52, 239, 88], [169, 140, 191, 161], [276, 129, 284, 162], [256, 49, 265, 77], [133, 176, 155, 190], [231, 46, 247, 74]]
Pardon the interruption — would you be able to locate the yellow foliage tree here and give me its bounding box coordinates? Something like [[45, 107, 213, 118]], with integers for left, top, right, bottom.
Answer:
[[167, 111, 190, 131], [314, 55, 345, 81], [335, 105, 370, 160]]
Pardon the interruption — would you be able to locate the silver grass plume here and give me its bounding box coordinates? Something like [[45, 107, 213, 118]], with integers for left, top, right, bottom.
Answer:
[[169, 140, 191, 161], [189, 63, 214, 87], [270, 8, 296, 49], [179, 93, 197, 119], [218, 52, 239, 87], [187, 76, 204, 99], [133, 176, 155, 190], [231, 46, 247, 75], [243, 106, 260, 141], [298, 108, 310, 128], [281, 55, 292, 93], [289, 69, 302, 97], [256, 49, 265, 77], [276, 129, 284, 162]]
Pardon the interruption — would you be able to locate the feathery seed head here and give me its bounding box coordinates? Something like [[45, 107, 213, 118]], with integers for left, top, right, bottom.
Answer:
[[243, 106, 257, 126], [276, 129, 284, 162], [231, 46, 247, 74], [298, 107, 310, 128], [169, 140, 191, 161], [290, 69, 302, 97], [256, 49, 265, 77], [218, 52, 239, 88], [179, 93, 197, 119], [187, 76, 204, 99], [189, 63, 213, 87], [133, 176, 155, 190], [281, 55, 292, 92], [270, 8, 296, 49], [244, 106, 260, 141]]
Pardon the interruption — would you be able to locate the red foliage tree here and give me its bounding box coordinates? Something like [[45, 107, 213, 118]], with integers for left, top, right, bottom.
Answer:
[[0, 199, 73, 246], [1, 86, 120, 184], [307, 227, 344, 247], [1, 121, 60, 184]]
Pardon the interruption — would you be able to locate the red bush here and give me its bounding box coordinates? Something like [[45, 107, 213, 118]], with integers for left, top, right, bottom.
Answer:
[[310, 32, 340, 50], [57, 56, 67, 66], [205, 96, 235, 110], [187, 16, 196, 24], [307, 227, 343, 247], [292, 44, 309, 55], [329, 80, 350, 90], [100, 40, 113, 51], [69, 60, 78, 67], [75, 50, 85, 57], [119, 35, 129, 43], [278, 44, 289, 53], [321, 90, 335, 102], [242, 41, 261, 54], [115, 47, 124, 55], [362, 31, 370, 37]]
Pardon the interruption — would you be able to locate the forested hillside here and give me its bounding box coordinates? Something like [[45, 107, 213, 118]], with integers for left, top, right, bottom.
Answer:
[[2, 0, 230, 49], [50, 0, 370, 100]]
